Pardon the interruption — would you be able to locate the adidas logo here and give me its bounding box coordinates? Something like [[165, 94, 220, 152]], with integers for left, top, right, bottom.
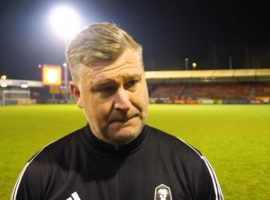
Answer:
[[66, 192, 81, 200]]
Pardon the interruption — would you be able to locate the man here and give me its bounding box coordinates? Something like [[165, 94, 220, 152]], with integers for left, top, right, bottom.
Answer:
[[11, 23, 223, 200]]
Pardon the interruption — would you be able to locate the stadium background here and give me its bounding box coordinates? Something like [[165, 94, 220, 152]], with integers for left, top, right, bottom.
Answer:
[[0, 68, 270, 199], [1, 68, 270, 105], [1, 1, 269, 199]]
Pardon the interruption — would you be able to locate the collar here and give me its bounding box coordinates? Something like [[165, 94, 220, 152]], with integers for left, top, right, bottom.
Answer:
[[83, 124, 148, 155]]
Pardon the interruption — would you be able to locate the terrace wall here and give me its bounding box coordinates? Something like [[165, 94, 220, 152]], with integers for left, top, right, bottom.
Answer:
[[149, 83, 270, 104]]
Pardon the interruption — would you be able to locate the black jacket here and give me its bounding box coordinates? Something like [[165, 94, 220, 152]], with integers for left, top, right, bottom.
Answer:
[[11, 124, 223, 200]]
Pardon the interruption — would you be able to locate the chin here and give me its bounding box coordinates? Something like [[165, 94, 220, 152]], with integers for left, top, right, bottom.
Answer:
[[106, 125, 143, 145]]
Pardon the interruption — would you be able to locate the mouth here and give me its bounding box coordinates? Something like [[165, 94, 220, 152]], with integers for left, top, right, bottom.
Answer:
[[109, 114, 139, 124]]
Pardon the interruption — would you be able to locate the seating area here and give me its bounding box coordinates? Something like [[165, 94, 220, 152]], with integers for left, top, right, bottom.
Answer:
[[254, 84, 270, 96], [150, 84, 184, 98], [149, 83, 270, 103], [187, 84, 250, 99]]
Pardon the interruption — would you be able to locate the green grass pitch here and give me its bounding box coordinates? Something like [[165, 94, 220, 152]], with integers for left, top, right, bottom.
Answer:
[[0, 104, 270, 199]]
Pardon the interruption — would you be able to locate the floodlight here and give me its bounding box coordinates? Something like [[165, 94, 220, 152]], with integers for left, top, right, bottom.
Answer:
[[192, 62, 197, 69], [20, 83, 29, 89], [1, 75, 7, 80], [1, 83, 7, 88], [49, 5, 81, 40], [42, 65, 62, 85]]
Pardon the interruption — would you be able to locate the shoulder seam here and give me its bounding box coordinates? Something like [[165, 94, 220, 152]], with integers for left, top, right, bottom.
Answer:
[[10, 145, 48, 200], [10, 127, 85, 200], [176, 137, 223, 200], [176, 137, 203, 158]]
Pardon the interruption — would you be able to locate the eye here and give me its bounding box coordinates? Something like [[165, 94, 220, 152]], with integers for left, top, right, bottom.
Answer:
[[91, 84, 117, 97], [124, 79, 138, 90], [100, 86, 116, 93]]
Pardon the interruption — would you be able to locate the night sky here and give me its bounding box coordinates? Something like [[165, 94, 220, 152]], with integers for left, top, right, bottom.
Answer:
[[0, 0, 269, 80]]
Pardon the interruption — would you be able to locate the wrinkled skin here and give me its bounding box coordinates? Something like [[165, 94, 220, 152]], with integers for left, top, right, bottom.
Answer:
[[71, 49, 149, 145]]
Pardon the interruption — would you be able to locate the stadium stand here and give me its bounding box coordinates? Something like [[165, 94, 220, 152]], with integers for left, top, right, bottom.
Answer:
[[255, 84, 270, 96], [146, 69, 270, 104], [186, 84, 250, 99], [0, 79, 42, 105], [1, 69, 270, 105], [150, 84, 185, 98]]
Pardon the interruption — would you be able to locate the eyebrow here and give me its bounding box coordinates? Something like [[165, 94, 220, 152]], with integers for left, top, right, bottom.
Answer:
[[92, 72, 143, 86], [90, 79, 117, 92], [123, 73, 142, 80]]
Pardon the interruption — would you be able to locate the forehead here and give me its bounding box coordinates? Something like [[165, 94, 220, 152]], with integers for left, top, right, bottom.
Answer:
[[79, 49, 144, 84]]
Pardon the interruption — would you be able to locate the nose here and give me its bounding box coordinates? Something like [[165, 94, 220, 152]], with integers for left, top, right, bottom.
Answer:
[[114, 88, 132, 111]]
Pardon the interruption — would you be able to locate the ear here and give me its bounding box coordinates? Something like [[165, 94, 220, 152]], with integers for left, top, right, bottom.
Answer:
[[70, 82, 84, 108]]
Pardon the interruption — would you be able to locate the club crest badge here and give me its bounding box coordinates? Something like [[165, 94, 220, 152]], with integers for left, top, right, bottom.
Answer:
[[154, 184, 172, 200]]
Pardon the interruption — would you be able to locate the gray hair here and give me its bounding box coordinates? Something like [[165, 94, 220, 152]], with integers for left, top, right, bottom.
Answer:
[[66, 22, 142, 82]]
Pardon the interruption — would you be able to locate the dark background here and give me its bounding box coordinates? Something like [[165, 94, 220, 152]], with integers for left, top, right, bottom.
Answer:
[[0, 0, 269, 80]]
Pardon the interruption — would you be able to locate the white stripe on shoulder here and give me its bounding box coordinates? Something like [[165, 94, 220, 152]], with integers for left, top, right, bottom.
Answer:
[[10, 139, 58, 200], [176, 137, 203, 158], [203, 156, 224, 199], [10, 148, 44, 200], [11, 162, 30, 200], [177, 137, 223, 200]]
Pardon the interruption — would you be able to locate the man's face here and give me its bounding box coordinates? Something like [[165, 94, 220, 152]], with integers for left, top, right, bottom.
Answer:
[[71, 49, 149, 145]]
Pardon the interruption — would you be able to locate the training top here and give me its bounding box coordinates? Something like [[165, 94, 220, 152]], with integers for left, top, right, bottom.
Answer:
[[11, 124, 223, 200]]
